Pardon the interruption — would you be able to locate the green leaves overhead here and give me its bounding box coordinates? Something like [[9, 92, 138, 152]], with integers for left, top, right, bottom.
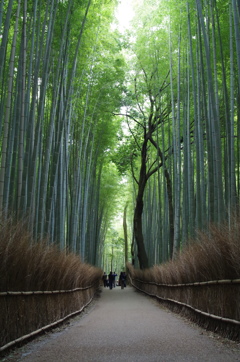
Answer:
[[1, 0, 240, 270]]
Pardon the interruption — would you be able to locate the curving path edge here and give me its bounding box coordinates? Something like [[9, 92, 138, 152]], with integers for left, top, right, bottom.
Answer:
[[3, 286, 240, 361]]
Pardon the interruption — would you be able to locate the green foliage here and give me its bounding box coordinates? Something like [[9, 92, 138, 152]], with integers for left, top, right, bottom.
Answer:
[[99, 161, 121, 218], [115, 0, 240, 267], [0, 0, 127, 265], [1, 0, 240, 271], [111, 133, 139, 175]]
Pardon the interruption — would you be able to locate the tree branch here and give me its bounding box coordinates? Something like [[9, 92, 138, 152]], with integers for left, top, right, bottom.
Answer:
[[146, 134, 166, 180], [112, 112, 145, 129], [131, 153, 139, 185], [146, 161, 163, 180], [134, 77, 146, 120], [126, 117, 142, 152]]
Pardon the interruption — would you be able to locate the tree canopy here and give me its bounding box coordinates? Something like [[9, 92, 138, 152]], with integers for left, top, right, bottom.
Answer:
[[0, 0, 239, 269]]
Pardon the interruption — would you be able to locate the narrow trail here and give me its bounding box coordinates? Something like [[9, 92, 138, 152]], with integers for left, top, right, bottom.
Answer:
[[4, 286, 240, 362]]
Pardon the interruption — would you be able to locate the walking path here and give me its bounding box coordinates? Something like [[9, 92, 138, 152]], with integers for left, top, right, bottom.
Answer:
[[4, 286, 240, 361]]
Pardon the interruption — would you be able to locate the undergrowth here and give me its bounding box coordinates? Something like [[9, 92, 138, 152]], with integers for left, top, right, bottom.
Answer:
[[128, 219, 240, 340], [0, 217, 102, 292], [129, 219, 240, 284]]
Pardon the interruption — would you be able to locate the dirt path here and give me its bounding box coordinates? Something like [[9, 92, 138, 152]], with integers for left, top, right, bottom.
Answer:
[[3, 286, 240, 361]]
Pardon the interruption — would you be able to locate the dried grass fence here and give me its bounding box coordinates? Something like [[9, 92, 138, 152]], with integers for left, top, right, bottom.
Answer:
[[0, 282, 100, 353], [128, 271, 240, 341], [0, 216, 102, 354], [127, 218, 240, 340]]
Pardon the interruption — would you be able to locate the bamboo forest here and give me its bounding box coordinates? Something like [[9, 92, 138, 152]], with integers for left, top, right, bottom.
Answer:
[[0, 0, 240, 271]]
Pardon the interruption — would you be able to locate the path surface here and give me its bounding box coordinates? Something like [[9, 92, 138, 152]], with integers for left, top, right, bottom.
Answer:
[[4, 286, 240, 361]]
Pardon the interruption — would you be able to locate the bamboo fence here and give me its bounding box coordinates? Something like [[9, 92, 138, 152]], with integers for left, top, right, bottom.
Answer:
[[128, 274, 240, 340], [0, 282, 100, 353]]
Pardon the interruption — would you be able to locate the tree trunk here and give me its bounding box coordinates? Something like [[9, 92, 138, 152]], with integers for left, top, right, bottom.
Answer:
[[133, 136, 149, 269], [134, 171, 149, 269], [134, 199, 149, 269]]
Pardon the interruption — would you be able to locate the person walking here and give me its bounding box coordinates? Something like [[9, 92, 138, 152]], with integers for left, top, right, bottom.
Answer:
[[112, 271, 117, 287], [102, 272, 107, 287], [119, 271, 126, 289], [108, 271, 114, 289]]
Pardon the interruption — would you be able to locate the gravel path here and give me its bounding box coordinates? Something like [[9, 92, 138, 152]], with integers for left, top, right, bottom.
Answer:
[[3, 286, 240, 361]]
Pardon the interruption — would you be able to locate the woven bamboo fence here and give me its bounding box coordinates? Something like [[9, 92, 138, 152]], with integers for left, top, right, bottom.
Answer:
[[128, 272, 240, 341], [0, 282, 99, 353]]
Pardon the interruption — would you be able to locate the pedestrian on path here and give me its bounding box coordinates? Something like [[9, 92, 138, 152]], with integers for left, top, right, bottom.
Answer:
[[102, 272, 107, 287], [108, 271, 114, 289], [119, 271, 126, 289], [113, 271, 117, 287]]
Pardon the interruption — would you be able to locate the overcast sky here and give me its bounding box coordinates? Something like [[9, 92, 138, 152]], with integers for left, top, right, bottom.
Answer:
[[113, 0, 134, 33]]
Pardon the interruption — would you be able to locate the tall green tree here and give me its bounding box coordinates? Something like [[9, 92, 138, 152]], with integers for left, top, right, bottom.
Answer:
[[114, 0, 240, 268]]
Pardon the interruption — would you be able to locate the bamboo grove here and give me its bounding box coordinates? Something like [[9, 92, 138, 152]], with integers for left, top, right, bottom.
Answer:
[[0, 0, 240, 270], [113, 0, 240, 268], [0, 0, 125, 266]]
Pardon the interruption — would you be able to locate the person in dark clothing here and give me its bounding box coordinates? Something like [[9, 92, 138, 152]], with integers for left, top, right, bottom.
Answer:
[[108, 271, 114, 289], [112, 271, 117, 287], [102, 272, 107, 287], [119, 271, 126, 289]]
